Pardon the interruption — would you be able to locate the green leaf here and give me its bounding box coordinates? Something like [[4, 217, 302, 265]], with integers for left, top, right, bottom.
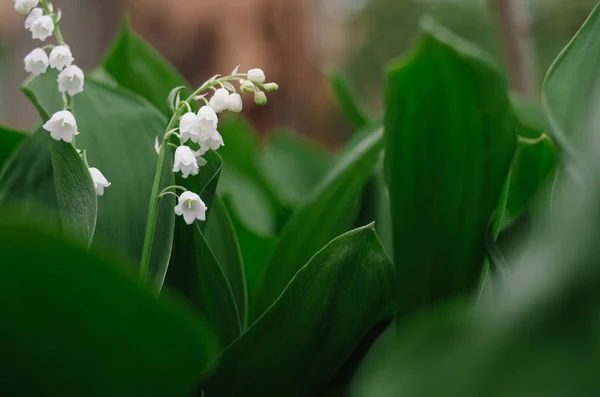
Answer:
[[102, 18, 189, 115], [542, 1, 600, 160], [204, 224, 395, 397], [505, 135, 556, 218], [511, 93, 547, 139], [253, 127, 384, 318], [327, 69, 371, 130], [0, 215, 218, 397], [205, 195, 248, 328], [384, 17, 516, 319], [0, 125, 27, 169], [223, 195, 275, 306], [10, 72, 174, 281], [49, 140, 98, 246], [165, 151, 242, 347], [260, 129, 331, 207]]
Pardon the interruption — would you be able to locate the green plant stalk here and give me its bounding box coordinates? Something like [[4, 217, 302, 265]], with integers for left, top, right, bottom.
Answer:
[[138, 75, 246, 280]]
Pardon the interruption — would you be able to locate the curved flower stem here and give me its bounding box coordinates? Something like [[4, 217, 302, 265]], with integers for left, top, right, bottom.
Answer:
[[138, 74, 247, 280]]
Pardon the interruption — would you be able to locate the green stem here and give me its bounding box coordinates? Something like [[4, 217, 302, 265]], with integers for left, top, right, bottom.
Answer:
[[138, 75, 246, 280]]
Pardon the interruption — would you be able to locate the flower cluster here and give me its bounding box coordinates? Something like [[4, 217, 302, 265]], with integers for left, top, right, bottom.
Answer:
[[159, 67, 278, 225], [14, 0, 109, 196]]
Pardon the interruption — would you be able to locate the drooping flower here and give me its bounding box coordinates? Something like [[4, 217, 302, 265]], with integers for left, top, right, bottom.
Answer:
[[88, 167, 111, 196], [197, 106, 218, 136], [58, 65, 84, 96], [24, 7, 43, 29], [24, 48, 49, 76], [200, 130, 225, 153], [29, 15, 54, 41], [173, 146, 201, 178], [208, 88, 230, 113], [247, 68, 266, 84], [43, 110, 80, 142], [174, 191, 207, 225], [227, 93, 243, 112], [14, 0, 39, 14], [179, 112, 201, 143], [49, 46, 74, 71]]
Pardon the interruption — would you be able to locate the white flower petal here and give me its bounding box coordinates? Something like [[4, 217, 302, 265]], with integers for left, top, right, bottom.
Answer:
[[58, 65, 85, 96], [49, 46, 74, 71], [247, 68, 266, 84], [29, 15, 54, 41]]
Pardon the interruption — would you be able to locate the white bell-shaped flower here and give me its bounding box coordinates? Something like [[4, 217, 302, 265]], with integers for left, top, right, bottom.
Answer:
[[24, 48, 49, 76], [200, 130, 225, 153], [24, 7, 43, 29], [197, 106, 218, 137], [43, 110, 80, 142], [88, 167, 111, 196], [58, 65, 84, 96], [173, 146, 201, 178], [29, 15, 54, 41], [49, 46, 74, 71], [174, 191, 207, 225], [227, 93, 243, 112], [14, 0, 39, 14], [247, 68, 266, 84], [179, 112, 201, 143], [208, 88, 230, 113]]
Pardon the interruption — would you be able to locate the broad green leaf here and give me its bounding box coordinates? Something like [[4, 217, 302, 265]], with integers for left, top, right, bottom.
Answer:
[[49, 140, 97, 246], [102, 18, 188, 115], [327, 69, 371, 130], [10, 72, 175, 280], [223, 195, 275, 306], [206, 195, 248, 328], [0, 215, 218, 397], [204, 224, 395, 397], [253, 127, 384, 317], [542, 1, 600, 159], [218, 115, 284, 231], [260, 129, 331, 207], [165, 152, 242, 347], [0, 125, 27, 169], [511, 93, 546, 139], [505, 135, 556, 218], [384, 17, 516, 319]]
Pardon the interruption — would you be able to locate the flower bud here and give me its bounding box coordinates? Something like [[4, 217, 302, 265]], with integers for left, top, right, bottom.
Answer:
[[208, 88, 230, 113], [263, 82, 279, 92], [254, 91, 267, 106], [14, 0, 39, 15], [247, 68, 266, 84], [227, 93, 243, 112], [240, 79, 255, 94]]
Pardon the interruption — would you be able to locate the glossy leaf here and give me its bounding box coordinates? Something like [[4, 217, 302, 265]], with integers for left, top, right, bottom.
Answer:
[[253, 127, 384, 317], [204, 224, 395, 397], [0, 125, 27, 169], [260, 130, 331, 207], [223, 195, 275, 306], [11, 72, 175, 280], [205, 195, 248, 328], [542, 1, 600, 159], [165, 152, 242, 347], [384, 17, 516, 319], [327, 69, 371, 130], [103, 18, 189, 115], [49, 140, 98, 246], [0, 215, 218, 397]]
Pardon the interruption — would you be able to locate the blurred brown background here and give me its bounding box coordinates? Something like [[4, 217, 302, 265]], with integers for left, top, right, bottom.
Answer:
[[1, 0, 598, 146]]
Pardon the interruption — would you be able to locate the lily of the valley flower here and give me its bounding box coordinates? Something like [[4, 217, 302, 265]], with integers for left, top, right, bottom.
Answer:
[[58, 65, 84, 95], [199, 130, 224, 154], [209, 88, 230, 113], [43, 110, 80, 142], [24, 7, 43, 29], [14, 0, 39, 14], [173, 146, 202, 178], [197, 105, 219, 136], [29, 15, 54, 41], [227, 93, 243, 112], [247, 68, 266, 84], [24, 48, 49, 75], [179, 112, 201, 143], [174, 191, 207, 225], [254, 91, 267, 106], [88, 167, 111, 196], [49, 46, 73, 71]]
